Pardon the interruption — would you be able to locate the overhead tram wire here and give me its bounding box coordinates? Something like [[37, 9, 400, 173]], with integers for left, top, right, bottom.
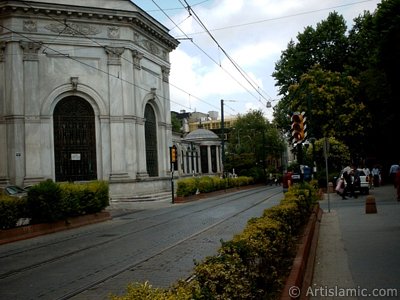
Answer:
[[175, 0, 377, 37], [17, 0, 221, 113], [180, 0, 273, 107], [0, 23, 196, 112], [150, 0, 265, 110]]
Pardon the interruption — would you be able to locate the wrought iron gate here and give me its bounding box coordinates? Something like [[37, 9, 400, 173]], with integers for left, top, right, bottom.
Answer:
[[53, 96, 97, 182], [144, 104, 158, 177]]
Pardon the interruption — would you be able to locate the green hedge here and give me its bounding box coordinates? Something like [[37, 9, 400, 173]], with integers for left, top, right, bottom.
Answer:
[[110, 181, 318, 300], [0, 180, 109, 228], [0, 195, 27, 229], [176, 176, 254, 197]]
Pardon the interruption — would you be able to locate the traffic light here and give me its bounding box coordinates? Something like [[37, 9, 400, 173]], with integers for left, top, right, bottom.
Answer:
[[291, 112, 306, 143], [170, 145, 177, 163]]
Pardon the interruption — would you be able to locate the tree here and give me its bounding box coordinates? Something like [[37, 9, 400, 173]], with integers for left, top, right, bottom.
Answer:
[[273, 12, 348, 98], [225, 110, 285, 181], [289, 65, 371, 155]]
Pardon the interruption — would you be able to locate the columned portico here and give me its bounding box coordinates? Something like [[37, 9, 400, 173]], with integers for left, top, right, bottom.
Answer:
[[174, 128, 223, 177]]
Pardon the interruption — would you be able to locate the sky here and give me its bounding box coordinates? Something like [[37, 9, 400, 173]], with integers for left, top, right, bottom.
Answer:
[[132, 0, 381, 120]]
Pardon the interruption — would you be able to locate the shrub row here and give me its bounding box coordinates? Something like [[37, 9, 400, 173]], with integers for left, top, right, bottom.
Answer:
[[110, 180, 320, 300], [176, 176, 254, 197], [0, 180, 109, 229]]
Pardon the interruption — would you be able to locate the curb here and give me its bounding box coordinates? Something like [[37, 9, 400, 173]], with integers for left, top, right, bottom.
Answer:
[[0, 211, 111, 245], [280, 204, 323, 300], [174, 184, 266, 203]]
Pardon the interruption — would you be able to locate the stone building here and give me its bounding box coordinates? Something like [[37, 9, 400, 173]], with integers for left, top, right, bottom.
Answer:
[[0, 0, 179, 200], [172, 129, 223, 177]]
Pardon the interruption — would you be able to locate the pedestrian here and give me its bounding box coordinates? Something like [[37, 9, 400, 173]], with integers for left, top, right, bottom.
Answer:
[[395, 167, 400, 201], [343, 166, 357, 198], [371, 165, 380, 187], [282, 170, 292, 194], [389, 163, 399, 185], [335, 176, 346, 199]]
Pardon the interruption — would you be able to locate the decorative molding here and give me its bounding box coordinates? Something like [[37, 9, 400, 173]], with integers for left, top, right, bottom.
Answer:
[[70, 77, 79, 91], [44, 22, 101, 36], [108, 26, 120, 38], [141, 39, 160, 56], [23, 20, 37, 32], [150, 88, 157, 99], [161, 66, 170, 83], [105, 47, 125, 65], [132, 50, 143, 69], [19, 41, 41, 61]]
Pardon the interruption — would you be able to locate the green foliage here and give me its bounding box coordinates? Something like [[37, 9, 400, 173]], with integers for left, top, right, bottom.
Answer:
[[171, 113, 182, 133], [273, 1, 399, 167], [0, 195, 27, 229], [1, 180, 109, 228], [176, 176, 254, 197], [27, 179, 63, 223], [109, 280, 201, 300], [114, 183, 319, 299], [225, 109, 285, 181], [176, 177, 198, 197]]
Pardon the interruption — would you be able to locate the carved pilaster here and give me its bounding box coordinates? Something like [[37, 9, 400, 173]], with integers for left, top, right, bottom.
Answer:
[[105, 47, 125, 65], [161, 66, 170, 83], [19, 41, 41, 61], [0, 41, 6, 62], [132, 50, 143, 69]]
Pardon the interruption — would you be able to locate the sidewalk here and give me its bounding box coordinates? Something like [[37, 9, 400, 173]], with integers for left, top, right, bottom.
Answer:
[[309, 185, 400, 299]]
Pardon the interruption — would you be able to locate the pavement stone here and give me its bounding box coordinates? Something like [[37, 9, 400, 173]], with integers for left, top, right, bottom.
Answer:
[[309, 185, 400, 300]]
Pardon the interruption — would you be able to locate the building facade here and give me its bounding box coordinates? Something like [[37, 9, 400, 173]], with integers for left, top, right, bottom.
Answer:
[[0, 0, 179, 200]]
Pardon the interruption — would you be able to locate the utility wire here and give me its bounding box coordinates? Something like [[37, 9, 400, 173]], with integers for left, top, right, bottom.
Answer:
[[0, 23, 195, 112], [176, 0, 377, 37], [16, 0, 222, 113], [180, 0, 272, 106], [150, 0, 263, 111]]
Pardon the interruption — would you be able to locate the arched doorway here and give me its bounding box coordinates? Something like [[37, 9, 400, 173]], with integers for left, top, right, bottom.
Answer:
[[144, 103, 158, 177], [53, 96, 97, 182]]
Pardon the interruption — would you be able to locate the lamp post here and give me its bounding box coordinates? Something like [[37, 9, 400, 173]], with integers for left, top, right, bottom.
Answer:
[[220, 99, 236, 178]]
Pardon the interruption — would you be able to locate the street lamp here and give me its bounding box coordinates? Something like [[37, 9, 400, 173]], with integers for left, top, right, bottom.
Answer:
[[221, 99, 236, 177]]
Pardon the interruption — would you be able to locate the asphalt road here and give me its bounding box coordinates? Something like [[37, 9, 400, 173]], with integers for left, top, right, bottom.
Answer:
[[0, 185, 284, 300]]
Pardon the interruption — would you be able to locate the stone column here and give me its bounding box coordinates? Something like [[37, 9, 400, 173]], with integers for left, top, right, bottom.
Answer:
[[105, 47, 129, 180], [207, 145, 212, 174], [161, 66, 171, 177], [132, 50, 148, 178], [0, 42, 8, 184], [20, 41, 45, 185], [5, 42, 25, 185]]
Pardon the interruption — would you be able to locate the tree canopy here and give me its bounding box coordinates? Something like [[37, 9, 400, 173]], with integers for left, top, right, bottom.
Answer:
[[272, 0, 399, 172]]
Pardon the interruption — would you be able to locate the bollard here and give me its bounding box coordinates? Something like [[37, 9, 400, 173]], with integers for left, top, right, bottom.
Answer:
[[365, 195, 377, 214], [328, 182, 334, 193]]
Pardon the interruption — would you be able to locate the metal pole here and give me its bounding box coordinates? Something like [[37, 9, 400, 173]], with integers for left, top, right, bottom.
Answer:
[[324, 137, 330, 212], [221, 99, 225, 178], [171, 164, 174, 204]]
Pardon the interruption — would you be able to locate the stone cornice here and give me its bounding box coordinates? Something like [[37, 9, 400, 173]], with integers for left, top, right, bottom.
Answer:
[[0, 1, 179, 50]]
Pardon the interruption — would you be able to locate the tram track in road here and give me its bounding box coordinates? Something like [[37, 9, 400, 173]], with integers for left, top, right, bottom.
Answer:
[[0, 187, 281, 299], [1, 186, 267, 259], [57, 188, 283, 300]]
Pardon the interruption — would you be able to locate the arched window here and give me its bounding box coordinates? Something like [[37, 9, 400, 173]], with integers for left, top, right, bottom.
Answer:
[[53, 96, 97, 182], [144, 104, 158, 177]]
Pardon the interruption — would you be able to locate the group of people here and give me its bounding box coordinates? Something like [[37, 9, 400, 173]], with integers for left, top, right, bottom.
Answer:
[[335, 166, 358, 199], [336, 163, 400, 201]]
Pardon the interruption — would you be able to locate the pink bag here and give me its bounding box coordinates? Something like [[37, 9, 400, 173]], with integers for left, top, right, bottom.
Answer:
[[335, 179, 344, 194]]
